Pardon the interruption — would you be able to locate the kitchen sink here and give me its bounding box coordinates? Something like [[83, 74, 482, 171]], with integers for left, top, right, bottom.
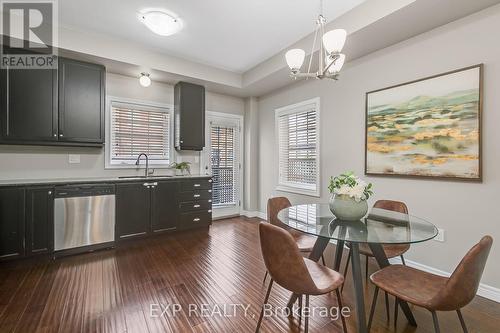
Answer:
[[118, 175, 173, 179]]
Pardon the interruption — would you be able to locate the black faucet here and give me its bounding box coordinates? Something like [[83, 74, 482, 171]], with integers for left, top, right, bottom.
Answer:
[[135, 153, 149, 177]]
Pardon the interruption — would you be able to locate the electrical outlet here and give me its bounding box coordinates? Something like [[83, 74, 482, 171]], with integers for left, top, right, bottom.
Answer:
[[68, 154, 81, 164], [434, 228, 445, 242]]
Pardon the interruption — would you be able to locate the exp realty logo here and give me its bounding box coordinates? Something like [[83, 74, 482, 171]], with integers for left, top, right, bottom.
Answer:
[[1, 0, 58, 69]]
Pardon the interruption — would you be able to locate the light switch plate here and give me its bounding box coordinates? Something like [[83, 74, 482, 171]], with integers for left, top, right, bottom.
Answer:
[[68, 154, 81, 164], [434, 228, 445, 242]]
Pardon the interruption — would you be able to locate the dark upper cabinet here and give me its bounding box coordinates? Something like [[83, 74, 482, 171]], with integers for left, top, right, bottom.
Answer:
[[25, 187, 54, 255], [0, 68, 58, 142], [115, 183, 150, 240], [0, 188, 25, 260], [151, 181, 178, 233], [58, 58, 105, 143], [174, 82, 205, 151], [0, 57, 104, 146]]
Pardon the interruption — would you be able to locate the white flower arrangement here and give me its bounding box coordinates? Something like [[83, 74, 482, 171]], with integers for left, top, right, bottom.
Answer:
[[328, 171, 373, 202]]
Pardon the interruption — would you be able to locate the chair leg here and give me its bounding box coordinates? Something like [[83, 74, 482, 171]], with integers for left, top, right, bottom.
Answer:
[[365, 255, 369, 281], [335, 289, 348, 333], [341, 250, 351, 293], [255, 279, 274, 333], [367, 286, 379, 331], [262, 271, 268, 285], [456, 309, 468, 333], [400, 255, 406, 265], [298, 294, 303, 322], [394, 297, 399, 328], [384, 291, 390, 322], [431, 311, 441, 333], [304, 294, 310, 333], [321, 254, 326, 266]]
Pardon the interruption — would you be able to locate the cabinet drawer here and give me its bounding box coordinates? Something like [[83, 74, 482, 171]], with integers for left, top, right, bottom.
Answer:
[[179, 200, 212, 212], [180, 179, 212, 191], [178, 211, 212, 230], [178, 189, 212, 201]]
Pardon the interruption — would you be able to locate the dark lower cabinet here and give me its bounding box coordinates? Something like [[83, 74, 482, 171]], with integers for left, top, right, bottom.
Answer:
[[115, 183, 150, 239], [151, 181, 178, 233], [0, 188, 25, 260], [25, 187, 54, 255]]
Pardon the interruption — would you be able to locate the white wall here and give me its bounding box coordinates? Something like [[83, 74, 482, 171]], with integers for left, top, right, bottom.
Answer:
[[0, 73, 244, 180], [257, 6, 500, 289]]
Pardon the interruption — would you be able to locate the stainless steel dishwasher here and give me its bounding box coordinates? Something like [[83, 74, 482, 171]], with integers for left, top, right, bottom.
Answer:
[[54, 184, 115, 253]]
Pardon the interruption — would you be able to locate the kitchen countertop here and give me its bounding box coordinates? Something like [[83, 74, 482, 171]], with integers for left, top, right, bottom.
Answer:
[[0, 174, 211, 187]]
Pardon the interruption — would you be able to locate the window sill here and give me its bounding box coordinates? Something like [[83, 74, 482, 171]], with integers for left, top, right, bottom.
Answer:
[[276, 185, 320, 198]]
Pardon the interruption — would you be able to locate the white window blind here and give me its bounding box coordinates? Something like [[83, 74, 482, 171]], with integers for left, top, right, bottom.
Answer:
[[276, 98, 320, 196], [110, 102, 171, 165], [210, 125, 237, 206]]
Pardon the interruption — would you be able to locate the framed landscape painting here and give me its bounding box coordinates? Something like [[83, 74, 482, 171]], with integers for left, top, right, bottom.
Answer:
[[365, 64, 482, 181]]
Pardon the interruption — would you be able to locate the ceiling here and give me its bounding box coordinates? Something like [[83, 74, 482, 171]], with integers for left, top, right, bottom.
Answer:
[[59, 0, 366, 73]]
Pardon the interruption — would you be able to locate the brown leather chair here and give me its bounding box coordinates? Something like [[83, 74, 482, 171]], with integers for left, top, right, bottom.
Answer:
[[256, 222, 347, 333], [263, 197, 325, 283], [342, 200, 409, 321], [368, 236, 493, 333]]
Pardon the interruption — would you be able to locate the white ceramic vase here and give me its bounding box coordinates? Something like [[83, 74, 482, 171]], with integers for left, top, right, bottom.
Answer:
[[329, 194, 368, 221]]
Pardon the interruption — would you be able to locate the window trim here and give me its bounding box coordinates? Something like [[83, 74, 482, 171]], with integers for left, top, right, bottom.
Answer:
[[275, 97, 321, 197], [105, 96, 174, 169]]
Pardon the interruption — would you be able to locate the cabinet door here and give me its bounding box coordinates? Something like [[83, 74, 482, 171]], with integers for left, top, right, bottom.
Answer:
[[115, 183, 150, 239], [151, 181, 178, 233], [0, 188, 25, 260], [175, 82, 205, 150], [58, 58, 105, 143], [0, 68, 58, 142], [25, 187, 54, 255]]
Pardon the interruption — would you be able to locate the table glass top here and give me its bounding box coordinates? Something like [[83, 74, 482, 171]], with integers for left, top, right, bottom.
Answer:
[[277, 204, 438, 244]]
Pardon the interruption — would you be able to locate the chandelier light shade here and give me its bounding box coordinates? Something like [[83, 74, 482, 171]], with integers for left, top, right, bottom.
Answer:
[[139, 73, 152, 87], [284, 1, 348, 81], [285, 49, 306, 72], [322, 29, 347, 54], [326, 53, 346, 73]]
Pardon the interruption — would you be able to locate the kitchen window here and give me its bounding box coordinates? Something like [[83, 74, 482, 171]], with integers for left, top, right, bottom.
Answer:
[[107, 99, 173, 167], [275, 98, 320, 197]]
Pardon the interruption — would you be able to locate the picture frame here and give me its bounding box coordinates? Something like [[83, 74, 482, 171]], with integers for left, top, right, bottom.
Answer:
[[365, 64, 483, 181]]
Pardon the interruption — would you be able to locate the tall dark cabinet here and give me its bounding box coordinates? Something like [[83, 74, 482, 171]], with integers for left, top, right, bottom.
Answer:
[[58, 58, 105, 143], [174, 82, 205, 150], [0, 188, 25, 260]]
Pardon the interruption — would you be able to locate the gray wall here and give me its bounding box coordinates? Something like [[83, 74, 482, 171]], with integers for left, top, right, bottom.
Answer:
[[0, 73, 244, 180], [257, 6, 500, 288]]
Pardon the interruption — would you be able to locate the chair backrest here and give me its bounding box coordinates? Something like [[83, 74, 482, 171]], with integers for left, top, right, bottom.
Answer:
[[373, 200, 408, 214], [267, 197, 291, 228], [431, 236, 493, 311], [259, 222, 317, 295]]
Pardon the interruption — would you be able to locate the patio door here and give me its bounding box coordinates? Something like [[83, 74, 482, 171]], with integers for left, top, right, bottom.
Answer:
[[202, 112, 242, 218]]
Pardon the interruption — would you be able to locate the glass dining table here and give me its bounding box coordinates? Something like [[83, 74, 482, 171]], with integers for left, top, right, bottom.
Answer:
[[278, 204, 438, 333]]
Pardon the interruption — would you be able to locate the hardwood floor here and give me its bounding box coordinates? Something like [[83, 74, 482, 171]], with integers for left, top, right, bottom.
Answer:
[[0, 217, 498, 332]]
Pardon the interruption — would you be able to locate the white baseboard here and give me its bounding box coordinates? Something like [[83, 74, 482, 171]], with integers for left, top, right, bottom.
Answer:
[[390, 257, 500, 303], [241, 210, 266, 219]]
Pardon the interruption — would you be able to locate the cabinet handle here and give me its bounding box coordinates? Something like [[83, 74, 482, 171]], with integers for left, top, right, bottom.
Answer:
[[193, 204, 200, 208], [193, 218, 200, 222], [208, 179, 212, 183], [208, 200, 212, 203], [208, 190, 212, 193], [59, 134, 63, 137], [53, 134, 57, 137], [193, 194, 200, 198], [180, 140, 184, 144], [208, 210, 212, 213], [194, 184, 201, 187], [48, 191, 52, 195]]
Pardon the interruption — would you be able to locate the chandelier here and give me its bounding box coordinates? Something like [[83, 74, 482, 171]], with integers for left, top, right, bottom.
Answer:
[[285, 0, 347, 80]]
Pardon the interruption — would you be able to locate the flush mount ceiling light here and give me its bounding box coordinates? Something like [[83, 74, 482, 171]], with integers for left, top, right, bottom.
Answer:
[[139, 73, 151, 87], [138, 10, 183, 36], [285, 0, 347, 81]]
